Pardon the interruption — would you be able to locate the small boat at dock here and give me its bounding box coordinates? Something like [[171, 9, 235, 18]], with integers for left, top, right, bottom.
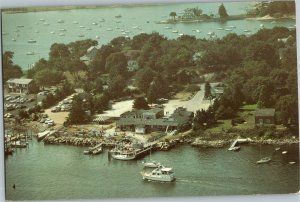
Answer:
[[228, 146, 240, 151], [92, 147, 103, 155], [84, 144, 103, 155], [10, 141, 28, 148], [110, 150, 136, 160], [141, 165, 176, 182]]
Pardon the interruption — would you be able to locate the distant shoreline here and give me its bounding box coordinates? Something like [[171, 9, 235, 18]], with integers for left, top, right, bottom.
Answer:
[[156, 14, 296, 25]]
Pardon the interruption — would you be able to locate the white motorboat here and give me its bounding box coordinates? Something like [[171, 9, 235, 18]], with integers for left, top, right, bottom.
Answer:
[[12, 38, 16, 42], [110, 151, 136, 160], [256, 157, 272, 164], [228, 146, 240, 151], [26, 51, 35, 55], [217, 27, 224, 30], [141, 165, 176, 182], [106, 28, 113, 31], [282, 151, 288, 154], [57, 19, 64, 23], [27, 39, 37, 43], [289, 161, 296, 165], [172, 30, 178, 33], [92, 147, 103, 155], [58, 33, 65, 36], [142, 160, 161, 168], [73, 21, 79, 24], [96, 35, 100, 39]]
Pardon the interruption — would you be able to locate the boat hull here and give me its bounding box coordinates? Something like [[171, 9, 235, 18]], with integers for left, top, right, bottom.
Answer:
[[142, 174, 175, 182], [111, 153, 136, 160]]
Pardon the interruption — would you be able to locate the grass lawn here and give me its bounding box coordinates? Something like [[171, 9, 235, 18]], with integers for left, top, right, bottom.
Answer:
[[207, 104, 257, 132]]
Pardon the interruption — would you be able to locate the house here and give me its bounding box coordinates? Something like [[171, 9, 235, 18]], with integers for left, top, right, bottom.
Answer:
[[255, 108, 275, 125], [80, 46, 98, 64], [127, 60, 139, 72], [7, 78, 33, 94], [124, 50, 141, 72], [117, 106, 193, 134]]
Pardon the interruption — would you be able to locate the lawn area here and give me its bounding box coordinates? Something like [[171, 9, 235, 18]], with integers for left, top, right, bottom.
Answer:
[[235, 104, 257, 129], [206, 119, 232, 133], [207, 104, 257, 132]]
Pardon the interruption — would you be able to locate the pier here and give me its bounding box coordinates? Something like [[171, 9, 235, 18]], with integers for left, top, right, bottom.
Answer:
[[228, 138, 252, 151]]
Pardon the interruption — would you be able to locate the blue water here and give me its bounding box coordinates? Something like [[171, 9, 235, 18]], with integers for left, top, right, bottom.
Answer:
[[5, 139, 299, 200], [2, 2, 296, 69]]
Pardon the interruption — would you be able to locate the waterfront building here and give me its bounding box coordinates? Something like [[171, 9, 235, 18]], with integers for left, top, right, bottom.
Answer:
[[255, 108, 275, 125], [6, 78, 33, 94], [80, 46, 98, 64], [117, 107, 193, 134]]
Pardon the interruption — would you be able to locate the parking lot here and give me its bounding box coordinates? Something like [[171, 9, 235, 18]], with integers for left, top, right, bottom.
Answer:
[[3, 93, 46, 118]]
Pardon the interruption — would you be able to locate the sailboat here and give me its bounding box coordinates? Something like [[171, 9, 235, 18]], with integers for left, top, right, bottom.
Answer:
[[256, 144, 272, 164], [142, 147, 160, 168]]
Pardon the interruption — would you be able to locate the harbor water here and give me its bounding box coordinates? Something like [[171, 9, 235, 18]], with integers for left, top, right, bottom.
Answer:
[[2, 2, 296, 69], [5, 139, 299, 200]]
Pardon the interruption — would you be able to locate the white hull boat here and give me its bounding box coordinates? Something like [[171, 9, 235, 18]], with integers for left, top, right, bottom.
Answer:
[[256, 157, 272, 164], [141, 165, 175, 182], [142, 160, 161, 168], [111, 152, 136, 160]]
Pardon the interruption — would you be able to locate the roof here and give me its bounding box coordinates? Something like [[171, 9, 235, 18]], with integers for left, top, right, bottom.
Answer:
[[255, 108, 275, 117], [161, 167, 173, 172], [7, 78, 32, 85], [117, 118, 179, 127], [87, 46, 98, 53]]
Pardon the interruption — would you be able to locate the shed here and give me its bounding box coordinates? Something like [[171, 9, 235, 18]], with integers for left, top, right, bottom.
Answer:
[[255, 108, 275, 125]]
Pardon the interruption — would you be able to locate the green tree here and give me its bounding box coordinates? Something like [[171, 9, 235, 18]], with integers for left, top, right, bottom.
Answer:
[[218, 3, 229, 18], [3, 51, 23, 82], [33, 69, 65, 87], [68, 96, 88, 124], [169, 11, 177, 20], [136, 68, 156, 91], [133, 97, 149, 110], [204, 82, 211, 99], [276, 95, 298, 125], [105, 52, 128, 80]]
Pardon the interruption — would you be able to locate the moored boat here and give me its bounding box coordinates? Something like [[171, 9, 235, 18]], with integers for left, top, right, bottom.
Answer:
[[26, 51, 35, 55], [27, 39, 37, 43], [110, 150, 136, 160], [92, 147, 103, 155], [141, 165, 176, 182], [256, 157, 272, 164], [142, 160, 161, 168]]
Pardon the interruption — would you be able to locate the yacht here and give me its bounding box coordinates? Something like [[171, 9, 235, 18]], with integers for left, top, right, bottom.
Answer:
[[110, 150, 136, 160], [141, 165, 176, 182], [172, 30, 178, 33]]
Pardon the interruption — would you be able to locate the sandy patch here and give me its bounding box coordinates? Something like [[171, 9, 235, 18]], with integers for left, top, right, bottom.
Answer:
[[44, 109, 69, 125]]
